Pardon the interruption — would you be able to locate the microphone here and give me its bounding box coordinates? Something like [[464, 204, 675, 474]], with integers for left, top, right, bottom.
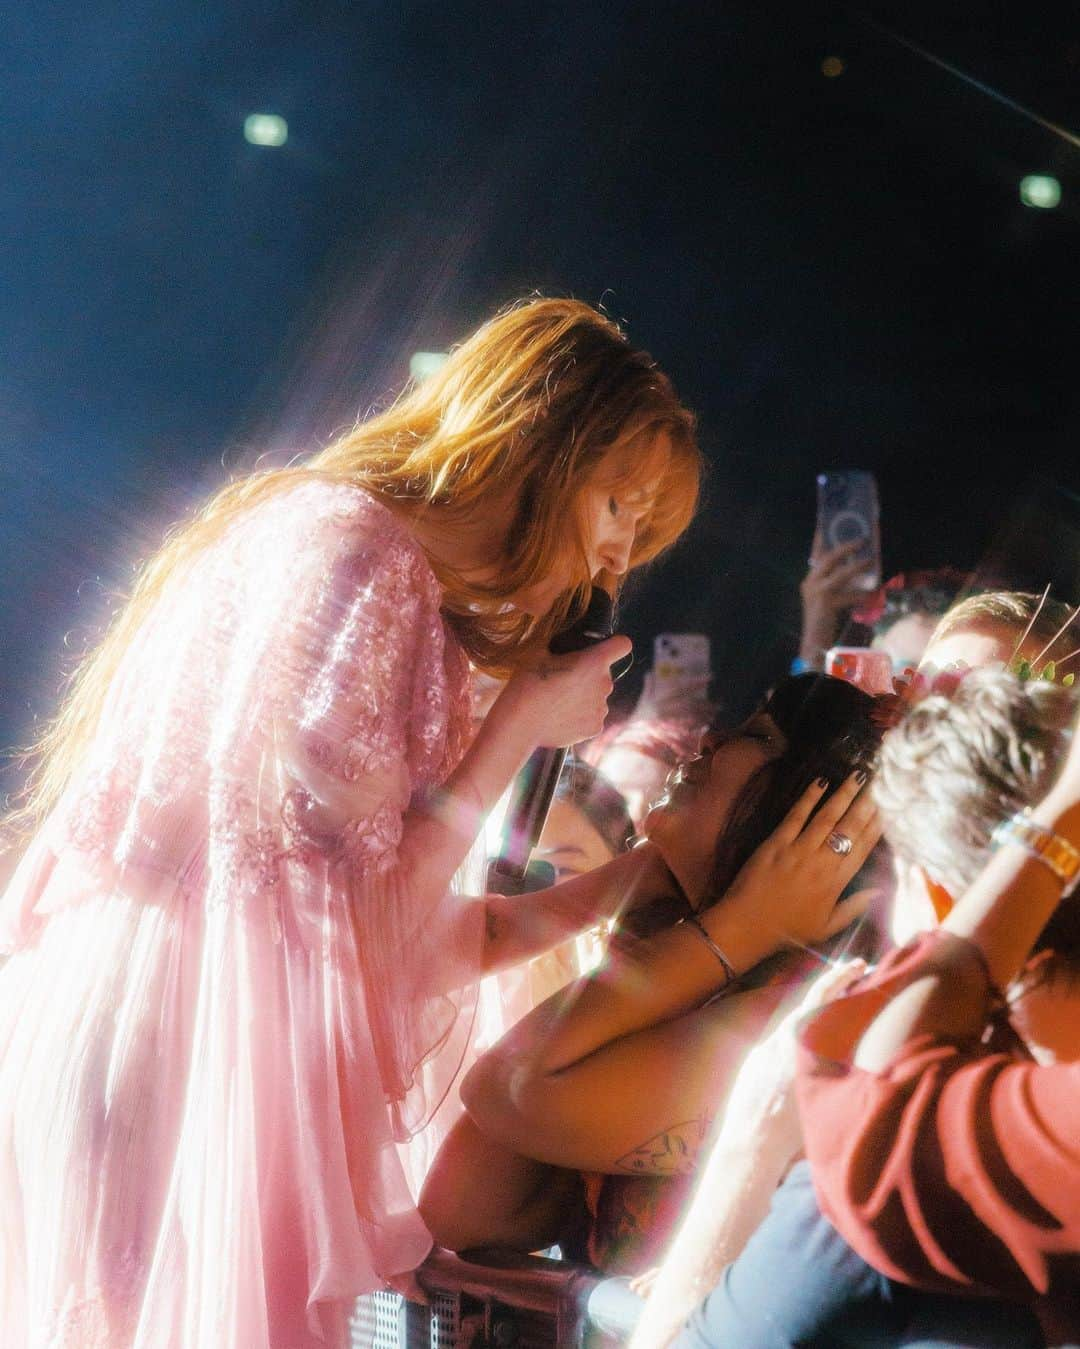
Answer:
[[486, 587, 615, 897]]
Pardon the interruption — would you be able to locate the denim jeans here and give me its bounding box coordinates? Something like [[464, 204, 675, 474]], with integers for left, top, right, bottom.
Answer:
[[675, 1161, 1045, 1349]]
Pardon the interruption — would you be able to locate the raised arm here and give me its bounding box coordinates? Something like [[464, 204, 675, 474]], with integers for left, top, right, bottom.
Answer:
[[840, 702, 1080, 1073], [462, 977, 789, 1173]]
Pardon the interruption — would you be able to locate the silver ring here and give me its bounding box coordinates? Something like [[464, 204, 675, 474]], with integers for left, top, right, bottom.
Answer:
[[825, 831, 853, 856]]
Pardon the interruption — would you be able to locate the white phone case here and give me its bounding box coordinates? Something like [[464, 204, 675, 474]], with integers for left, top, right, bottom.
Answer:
[[653, 633, 711, 703]]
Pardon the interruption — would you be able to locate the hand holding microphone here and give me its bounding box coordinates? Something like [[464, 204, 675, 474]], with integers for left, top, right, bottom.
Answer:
[[488, 590, 630, 896], [495, 594, 630, 748]]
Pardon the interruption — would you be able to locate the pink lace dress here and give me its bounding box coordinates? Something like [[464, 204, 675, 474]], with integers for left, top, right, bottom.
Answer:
[[0, 481, 480, 1348]]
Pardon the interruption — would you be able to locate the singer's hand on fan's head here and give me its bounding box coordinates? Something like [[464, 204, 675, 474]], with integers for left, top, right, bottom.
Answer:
[[500, 634, 632, 748]]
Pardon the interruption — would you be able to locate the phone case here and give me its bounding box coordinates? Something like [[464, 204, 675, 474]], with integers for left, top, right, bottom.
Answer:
[[816, 471, 881, 591], [653, 633, 711, 703]]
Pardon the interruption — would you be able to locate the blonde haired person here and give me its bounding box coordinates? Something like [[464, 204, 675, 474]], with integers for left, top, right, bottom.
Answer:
[[919, 588, 1077, 671], [0, 298, 702, 1349]]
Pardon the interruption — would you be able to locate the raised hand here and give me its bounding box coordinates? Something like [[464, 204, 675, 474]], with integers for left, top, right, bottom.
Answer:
[[798, 532, 874, 668]]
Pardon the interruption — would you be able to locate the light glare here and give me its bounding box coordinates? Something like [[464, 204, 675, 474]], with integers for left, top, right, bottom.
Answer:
[[1019, 174, 1061, 209], [410, 351, 449, 382], [244, 114, 288, 148]]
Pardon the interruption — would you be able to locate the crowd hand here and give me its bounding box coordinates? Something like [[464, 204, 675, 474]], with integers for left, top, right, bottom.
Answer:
[[495, 634, 632, 749], [725, 773, 882, 956], [798, 532, 874, 666]]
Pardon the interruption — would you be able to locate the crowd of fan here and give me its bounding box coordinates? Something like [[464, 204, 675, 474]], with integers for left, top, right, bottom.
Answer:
[[422, 557, 1080, 1349]]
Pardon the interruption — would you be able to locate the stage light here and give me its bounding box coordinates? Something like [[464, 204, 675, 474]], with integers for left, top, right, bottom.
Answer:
[[821, 56, 845, 78], [410, 351, 449, 381], [244, 114, 288, 148], [1019, 174, 1061, 209]]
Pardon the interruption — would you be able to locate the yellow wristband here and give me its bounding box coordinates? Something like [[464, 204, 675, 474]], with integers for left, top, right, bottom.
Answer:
[[992, 809, 1080, 898]]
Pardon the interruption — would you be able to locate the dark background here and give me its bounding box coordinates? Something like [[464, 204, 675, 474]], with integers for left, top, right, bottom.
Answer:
[[3, 0, 1080, 780]]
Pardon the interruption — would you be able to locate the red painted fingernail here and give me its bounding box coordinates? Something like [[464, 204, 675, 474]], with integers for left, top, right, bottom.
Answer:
[[816, 776, 828, 788]]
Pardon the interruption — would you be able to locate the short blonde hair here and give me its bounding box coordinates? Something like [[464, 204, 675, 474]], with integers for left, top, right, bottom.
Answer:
[[875, 669, 1076, 896], [929, 591, 1077, 661]]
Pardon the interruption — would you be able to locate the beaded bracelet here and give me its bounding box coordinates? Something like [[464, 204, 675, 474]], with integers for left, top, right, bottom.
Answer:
[[991, 808, 1080, 899], [676, 913, 737, 986]]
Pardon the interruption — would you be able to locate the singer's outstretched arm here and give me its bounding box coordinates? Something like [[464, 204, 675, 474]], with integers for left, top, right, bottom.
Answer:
[[475, 844, 671, 973], [345, 636, 631, 983], [421, 782, 876, 1250]]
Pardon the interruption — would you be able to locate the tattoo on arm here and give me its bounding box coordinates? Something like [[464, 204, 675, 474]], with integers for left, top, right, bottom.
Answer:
[[485, 905, 499, 944], [615, 1119, 711, 1176]]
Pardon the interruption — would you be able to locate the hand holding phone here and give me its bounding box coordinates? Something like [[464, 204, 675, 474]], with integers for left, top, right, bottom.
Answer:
[[815, 471, 881, 592], [799, 537, 877, 669]]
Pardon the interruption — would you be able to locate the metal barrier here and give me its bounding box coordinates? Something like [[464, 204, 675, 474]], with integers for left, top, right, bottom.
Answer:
[[350, 1248, 643, 1349]]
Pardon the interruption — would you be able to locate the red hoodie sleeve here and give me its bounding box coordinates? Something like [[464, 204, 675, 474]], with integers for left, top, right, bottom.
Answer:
[[795, 931, 1080, 1302]]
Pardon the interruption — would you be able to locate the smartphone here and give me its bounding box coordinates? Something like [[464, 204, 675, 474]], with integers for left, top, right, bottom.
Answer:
[[816, 471, 881, 591], [653, 633, 711, 706]]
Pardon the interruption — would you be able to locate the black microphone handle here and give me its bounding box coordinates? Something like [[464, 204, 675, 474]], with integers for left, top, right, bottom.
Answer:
[[486, 746, 567, 892], [487, 588, 615, 896]]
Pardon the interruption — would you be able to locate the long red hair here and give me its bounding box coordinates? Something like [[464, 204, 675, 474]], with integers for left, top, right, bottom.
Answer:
[[6, 297, 701, 836]]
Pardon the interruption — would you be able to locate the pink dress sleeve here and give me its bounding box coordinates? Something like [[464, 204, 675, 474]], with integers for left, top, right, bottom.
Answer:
[[0, 481, 481, 1347], [795, 932, 1080, 1317]]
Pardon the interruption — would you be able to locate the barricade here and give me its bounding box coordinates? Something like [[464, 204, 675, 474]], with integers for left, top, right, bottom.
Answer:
[[350, 1247, 643, 1348]]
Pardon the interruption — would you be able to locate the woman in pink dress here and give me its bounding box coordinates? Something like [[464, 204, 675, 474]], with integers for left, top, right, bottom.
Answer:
[[0, 298, 702, 1348]]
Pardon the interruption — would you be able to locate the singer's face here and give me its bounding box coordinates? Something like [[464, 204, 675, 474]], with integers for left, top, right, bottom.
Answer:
[[507, 438, 667, 617], [644, 713, 786, 906]]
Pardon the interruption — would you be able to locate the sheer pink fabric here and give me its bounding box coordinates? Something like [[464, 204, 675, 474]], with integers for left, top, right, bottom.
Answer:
[[0, 481, 481, 1348]]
